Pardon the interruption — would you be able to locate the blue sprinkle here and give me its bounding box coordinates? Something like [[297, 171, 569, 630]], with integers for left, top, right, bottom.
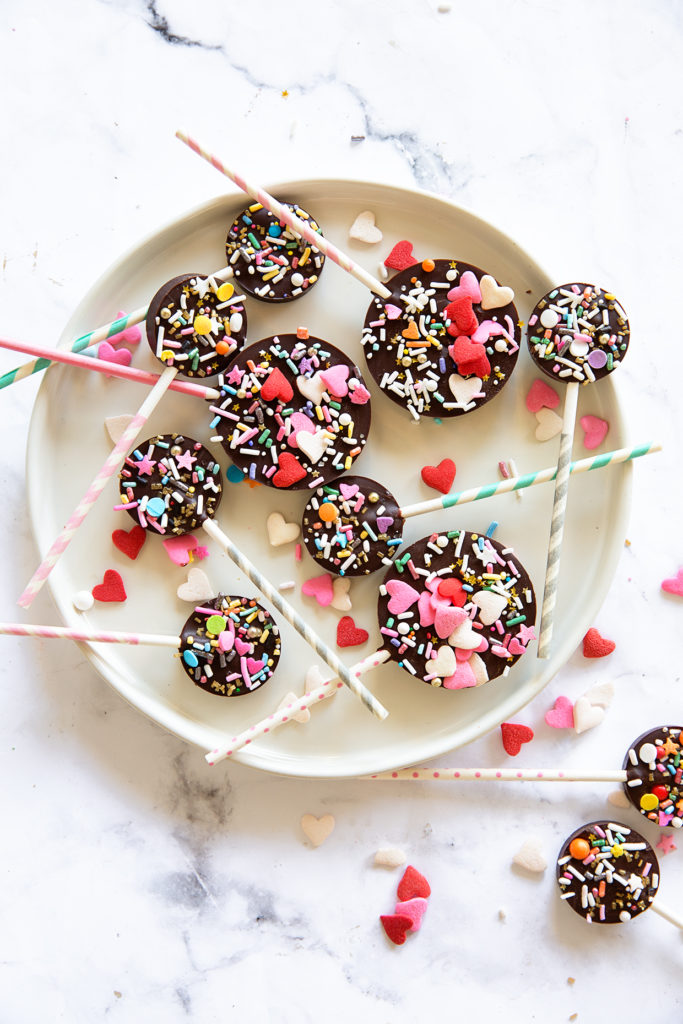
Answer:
[[182, 650, 199, 668], [268, 224, 282, 237], [226, 465, 245, 484], [486, 521, 498, 538], [146, 497, 166, 519]]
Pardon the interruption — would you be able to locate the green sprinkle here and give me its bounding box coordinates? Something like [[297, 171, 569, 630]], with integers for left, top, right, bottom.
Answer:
[[506, 615, 526, 627]]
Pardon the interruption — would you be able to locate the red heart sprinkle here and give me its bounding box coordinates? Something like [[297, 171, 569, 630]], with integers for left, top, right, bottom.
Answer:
[[448, 336, 491, 378], [380, 914, 413, 946], [272, 452, 307, 488], [445, 297, 479, 336], [111, 524, 146, 561], [582, 627, 616, 658], [525, 378, 560, 413], [437, 578, 467, 605], [421, 458, 456, 495], [384, 240, 418, 271], [336, 615, 369, 648], [260, 367, 294, 404], [501, 722, 534, 756], [397, 865, 431, 901], [92, 569, 127, 603]]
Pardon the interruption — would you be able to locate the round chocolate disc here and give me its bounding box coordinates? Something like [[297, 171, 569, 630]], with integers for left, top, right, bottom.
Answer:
[[209, 333, 372, 490], [302, 475, 403, 577], [225, 202, 325, 302], [179, 594, 281, 697], [145, 272, 247, 378], [622, 726, 683, 829], [377, 529, 536, 689], [556, 821, 659, 924], [362, 258, 521, 420], [117, 433, 222, 536], [527, 283, 630, 384]]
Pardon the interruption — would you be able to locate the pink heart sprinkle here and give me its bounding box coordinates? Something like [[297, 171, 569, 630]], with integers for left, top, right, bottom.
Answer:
[[434, 604, 467, 639], [525, 378, 560, 413], [234, 637, 251, 656], [386, 579, 420, 614], [446, 270, 482, 304], [662, 568, 683, 597], [108, 312, 142, 347], [507, 637, 526, 657], [418, 589, 436, 627], [385, 303, 402, 320], [376, 515, 395, 533], [162, 534, 198, 566], [443, 659, 476, 690], [319, 364, 349, 397], [287, 411, 316, 448], [544, 696, 575, 729], [349, 383, 371, 405], [218, 631, 234, 653], [246, 657, 264, 676], [394, 897, 428, 932], [99, 341, 132, 375], [302, 573, 334, 606], [580, 414, 609, 450], [339, 482, 359, 500]]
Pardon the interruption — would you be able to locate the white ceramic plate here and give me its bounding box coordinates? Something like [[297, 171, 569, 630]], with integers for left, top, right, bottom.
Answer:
[[26, 180, 631, 778]]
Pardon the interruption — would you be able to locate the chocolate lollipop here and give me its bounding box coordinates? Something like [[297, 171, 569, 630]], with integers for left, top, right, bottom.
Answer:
[[361, 259, 521, 421], [527, 283, 630, 658], [116, 432, 387, 719], [209, 333, 372, 489], [225, 202, 325, 302], [623, 726, 683, 829]]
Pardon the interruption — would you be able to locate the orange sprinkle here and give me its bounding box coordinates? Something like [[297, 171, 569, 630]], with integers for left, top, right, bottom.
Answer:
[[421, 259, 435, 273], [319, 502, 338, 522], [569, 838, 591, 860]]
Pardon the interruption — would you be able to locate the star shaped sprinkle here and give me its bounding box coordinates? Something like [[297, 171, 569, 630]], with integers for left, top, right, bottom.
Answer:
[[175, 449, 197, 471], [657, 833, 677, 855], [516, 624, 537, 645], [663, 737, 680, 756], [135, 454, 157, 476], [226, 365, 245, 386]]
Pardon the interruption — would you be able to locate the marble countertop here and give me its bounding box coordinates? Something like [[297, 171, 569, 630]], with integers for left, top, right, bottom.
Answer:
[[1, 1, 681, 1020]]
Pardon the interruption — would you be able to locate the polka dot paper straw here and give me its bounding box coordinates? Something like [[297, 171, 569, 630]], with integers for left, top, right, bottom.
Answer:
[[366, 767, 627, 782]]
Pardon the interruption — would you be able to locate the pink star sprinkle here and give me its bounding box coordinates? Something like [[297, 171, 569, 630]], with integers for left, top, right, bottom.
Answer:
[[175, 449, 197, 471], [135, 454, 157, 476], [656, 833, 677, 855]]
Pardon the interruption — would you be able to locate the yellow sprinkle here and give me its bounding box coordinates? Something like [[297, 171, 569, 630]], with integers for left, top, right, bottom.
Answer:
[[344, 456, 352, 470], [217, 282, 234, 302], [262, 269, 279, 281], [315, 405, 324, 421], [640, 793, 659, 811], [299, 247, 311, 266], [248, 203, 263, 212], [160, 350, 175, 361], [194, 315, 212, 336]]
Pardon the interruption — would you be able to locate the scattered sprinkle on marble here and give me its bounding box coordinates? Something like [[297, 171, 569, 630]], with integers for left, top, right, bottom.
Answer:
[[380, 913, 413, 946], [544, 696, 575, 729], [300, 813, 335, 847], [573, 696, 605, 735], [581, 681, 615, 708], [582, 627, 615, 658], [394, 896, 428, 931], [501, 722, 534, 756], [661, 569, 683, 597], [512, 838, 547, 873], [374, 847, 407, 869], [397, 865, 431, 901]]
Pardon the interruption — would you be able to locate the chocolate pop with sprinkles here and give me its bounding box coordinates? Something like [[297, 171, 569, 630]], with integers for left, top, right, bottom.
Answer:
[[146, 271, 248, 378], [179, 594, 281, 697], [225, 202, 325, 302], [377, 529, 536, 689], [623, 725, 683, 829], [361, 259, 521, 421], [209, 332, 372, 490]]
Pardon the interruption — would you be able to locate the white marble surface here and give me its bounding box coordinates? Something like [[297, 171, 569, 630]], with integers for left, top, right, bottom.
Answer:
[[1, 1, 682, 1020]]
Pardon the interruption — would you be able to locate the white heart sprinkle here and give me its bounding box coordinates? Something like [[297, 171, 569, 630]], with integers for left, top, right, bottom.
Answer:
[[266, 511, 300, 547], [573, 696, 605, 735], [582, 681, 615, 708], [301, 813, 335, 847], [176, 568, 214, 603], [448, 619, 481, 650], [448, 374, 483, 406], [608, 788, 631, 809], [304, 664, 327, 691], [374, 847, 407, 869], [105, 414, 134, 444], [512, 838, 547, 873], [469, 651, 489, 686], [535, 407, 563, 442], [472, 590, 508, 626], [349, 210, 383, 244], [73, 590, 94, 612], [429, 645, 457, 678], [331, 577, 352, 612], [297, 372, 327, 405], [297, 430, 332, 465], [277, 691, 310, 724], [480, 274, 514, 310]]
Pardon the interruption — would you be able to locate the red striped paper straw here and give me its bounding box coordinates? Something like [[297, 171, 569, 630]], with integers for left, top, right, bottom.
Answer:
[[175, 130, 392, 300]]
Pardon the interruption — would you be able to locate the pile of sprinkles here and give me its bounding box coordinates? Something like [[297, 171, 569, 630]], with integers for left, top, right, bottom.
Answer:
[[145, 272, 247, 377], [556, 821, 659, 924], [209, 332, 372, 490], [179, 594, 281, 697], [116, 433, 222, 536], [527, 282, 630, 384], [362, 259, 521, 420], [623, 726, 683, 829], [377, 529, 536, 689], [301, 475, 403, 576], [225, 202, 325, 302]]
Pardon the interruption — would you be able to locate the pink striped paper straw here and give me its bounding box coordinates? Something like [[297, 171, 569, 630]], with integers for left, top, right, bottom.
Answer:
[[0, 334, 220, 400], [0, 622, 179, 646], [205, 649, 390, 765], [175, 130, 392, 300], [18, 367, 178, 608]]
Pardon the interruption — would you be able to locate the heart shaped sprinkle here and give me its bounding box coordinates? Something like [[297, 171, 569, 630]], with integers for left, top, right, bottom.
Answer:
[[336, 615, 369, 648], [544, 696, 575, 729], [374, 847, 407, 869], [525, 378, 560, 413], [448, 618, 481, 650], [394, 897, 428, 932], [176, 568, 214, 603], [376, 515, 395, 534], [500, 722, 534, 756], [234, 636, 251, 657], [442, 657, 477, 689], [479, 274, 514, 309], [433, 604, 467, 640], [276, 691, 311, 724], [301, 573, 334, 607], [384, 240, 417, 271], [428, 645, 457, 678], [273, 452, 307, 488], [397, 865, 431, 901], [512, 838, 547, 873], [661, 568, 683, 596], [111, 524, 146, 560], [98, 342, 132, 374], [162, 534, 199, 566], [384, 303, 402, 320], [104, 414, 135, 444], [534, 407, 563, 441], [260, 366, 294, 403], [92, 569, 127, 603], [319, 364, 349, 398], [471, 590, 507, 626], [420, 458, 456, 494], [386, 579, 420, 615], [286, 411, 316, 448], [582, 681, 615, 708], [349, 209, 383, 244], [331, 576, 352, 612], [339, 482, 359, 500], [297, 430, 331, 465], [300, 813, 335, 847], [107, 311, 142, 347], [296, 372, 327, 405], [380, 914, 413, 946], [218, 630, 234, 653], [446, 270, 481, 303], [437, 578, 466, 605], [448, 373, 483, 406], [445, 297, 479, 336], [573, 696, 605, 735], [349, 382, 371, 405], [580, 414, 609, 450], [448, 336, 490, 377], [582, 627, 616, 658], [266, 511, 300, 547], [401, 320, 420, 340]]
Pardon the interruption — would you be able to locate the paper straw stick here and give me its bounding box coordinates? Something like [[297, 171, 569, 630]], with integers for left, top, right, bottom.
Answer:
[[397, 440, 662, 518], [0, 622, 179, 647], [0, 334, 219, 400], [201, 518, 388, 720], [651, 900, 683, 931], [537, 382, 580, 659], [18, 366, 179, 608], [205, 650, 390, 765], [366, 766, 627, 782], [175, 130, 393, 300]]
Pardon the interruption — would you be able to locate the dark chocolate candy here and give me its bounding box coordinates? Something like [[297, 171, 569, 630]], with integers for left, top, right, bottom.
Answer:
[[556, 821, 659, 924], [527, 283, 630, 384], [209, 333, 372, 490], [225, 202, 325, 302], [377, 529, 536, 688], [146, 272, 247, 378], [362, 259, 521, 420], [179, 594, 281, 697], [622, 726, 683, 829], [301, 475, 403, 577], [117, 433, 222, 536]]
